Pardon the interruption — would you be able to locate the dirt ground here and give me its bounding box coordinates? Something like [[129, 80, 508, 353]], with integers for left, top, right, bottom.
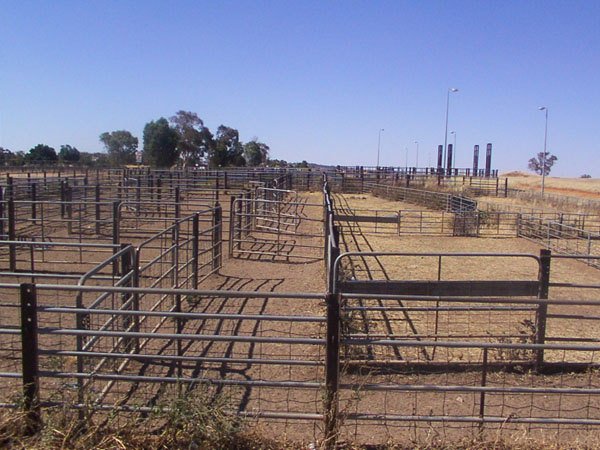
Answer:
[[2, 188, 600, 446], [331, 193, 600, 446]]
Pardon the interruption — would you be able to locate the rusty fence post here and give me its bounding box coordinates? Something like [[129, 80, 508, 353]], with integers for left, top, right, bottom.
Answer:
[[535, 249, 551, 372], [20, 283, 41, 432]]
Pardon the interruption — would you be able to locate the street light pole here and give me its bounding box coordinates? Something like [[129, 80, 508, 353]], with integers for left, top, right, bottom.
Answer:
[[376, 128, 384, 168], [414, 141, 419, 169], [538, 107, 548, 198], [443, 88, 458, 171]]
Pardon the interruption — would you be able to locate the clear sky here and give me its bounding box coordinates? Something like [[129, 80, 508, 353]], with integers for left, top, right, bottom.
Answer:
[[1, 1, 599, 176]]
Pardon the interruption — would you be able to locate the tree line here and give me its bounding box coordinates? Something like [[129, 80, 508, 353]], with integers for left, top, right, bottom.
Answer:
[[0, 110, 280, 169]]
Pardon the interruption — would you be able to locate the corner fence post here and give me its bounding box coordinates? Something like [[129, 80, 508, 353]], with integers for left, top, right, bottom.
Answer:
[[324, 293, 340, 449], [20, 283, 41, 432], [535, 249, 551, 372]]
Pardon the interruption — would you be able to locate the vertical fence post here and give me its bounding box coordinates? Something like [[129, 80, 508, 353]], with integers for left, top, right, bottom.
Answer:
[[192, 213, 199, 288], [31, 183, 37, 224], [174, 187, 180, 219], [324, 292, 340, 449], [478, 347, 488, 433], [83, 176, 88, 215], [245, 190, 252, 235], [212, 204, 222, 271], [67, 186, 73, 235], [120, 245, 135, 352], [0, 187, 4, 237], [327, 241, 340, 294], [173, 220, 183, 381], [535, 249, 551, 372], [156, 178, 162, 216], [20, 283, 41, 431], [60, 180, 66, 217], [136, 178, 141, 217], [95, 184, 101, 235], [8, 198, 16, 271], [112, 202, 120, 276], [323, 209, 330, 267], [228, 196, 235, 258], [112, 201, 120, 246]]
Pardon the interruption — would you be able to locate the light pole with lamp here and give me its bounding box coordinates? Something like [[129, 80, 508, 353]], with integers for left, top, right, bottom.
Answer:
[[414, 141, 419, 169], [443, 88, 459, 170], [538, 107, 548, 197], [376, 128, 384, 168]]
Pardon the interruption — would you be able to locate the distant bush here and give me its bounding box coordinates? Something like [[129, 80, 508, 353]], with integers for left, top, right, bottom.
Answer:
[[581, 174, 592, 178]]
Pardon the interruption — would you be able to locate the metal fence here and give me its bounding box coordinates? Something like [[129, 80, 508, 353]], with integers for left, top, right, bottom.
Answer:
[[1, 284, 328, 440], [518, 214, 600, 266], [3, 170, 600, 448], [228, 189, 323, 262]]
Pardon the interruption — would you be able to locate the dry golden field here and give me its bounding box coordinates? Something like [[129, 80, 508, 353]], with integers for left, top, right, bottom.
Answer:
[[501, 171, 600, 199]]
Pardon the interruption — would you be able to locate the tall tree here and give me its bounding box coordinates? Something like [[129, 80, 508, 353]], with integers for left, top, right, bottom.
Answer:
[[528, 152, 557, 176], [209, 125, 245, 168], [99, 130, 138, 166], [58, 144, 80, 163], [243, 140, 269, 167], [143, 117, 179, 168], [26, 144, 58, 162], [0, 147, 14, 166], [169, 111, 213, 168]]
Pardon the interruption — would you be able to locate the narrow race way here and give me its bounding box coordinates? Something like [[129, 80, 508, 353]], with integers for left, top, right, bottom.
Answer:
[[331, 192, 430, 362]]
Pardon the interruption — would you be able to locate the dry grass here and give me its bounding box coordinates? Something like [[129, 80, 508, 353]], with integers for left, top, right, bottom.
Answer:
[[1, 406, 595, 450], [501, 172, 600, 199], [0, 395, 300, 449]]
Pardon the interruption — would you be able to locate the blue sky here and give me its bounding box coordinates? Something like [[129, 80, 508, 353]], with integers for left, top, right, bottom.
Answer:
[[1, 1, 599, 176]]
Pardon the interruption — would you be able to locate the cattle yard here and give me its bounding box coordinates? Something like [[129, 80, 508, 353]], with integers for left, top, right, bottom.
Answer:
[[1, 167, 600, 447]]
